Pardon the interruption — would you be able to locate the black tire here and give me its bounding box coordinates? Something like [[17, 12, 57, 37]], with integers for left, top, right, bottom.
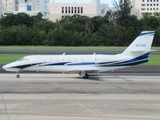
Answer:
[[17, 75, 20, 78]]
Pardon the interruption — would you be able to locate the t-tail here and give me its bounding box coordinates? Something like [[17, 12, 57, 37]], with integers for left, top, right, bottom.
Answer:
[[121, 31, 155, 59]]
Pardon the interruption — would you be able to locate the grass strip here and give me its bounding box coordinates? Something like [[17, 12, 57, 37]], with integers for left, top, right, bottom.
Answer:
[[0, 46, 160, 51], [143, 55, 160, 65], [0, 54, 28, 64], [0, 54, 159, 65]]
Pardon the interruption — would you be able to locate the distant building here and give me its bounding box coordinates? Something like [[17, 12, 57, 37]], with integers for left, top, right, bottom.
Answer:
[[131, 0, 160, 19], [0, 0, 2, 18], [48, 0, 109, 22], [2, 0, 15, 11], [2, 0, 50, 19], [40, 0, 50, 19]]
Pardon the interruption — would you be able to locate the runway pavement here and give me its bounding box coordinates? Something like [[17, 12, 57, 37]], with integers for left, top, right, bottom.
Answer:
[[1, 65, 160, 76], [0, 74, 160, 120]]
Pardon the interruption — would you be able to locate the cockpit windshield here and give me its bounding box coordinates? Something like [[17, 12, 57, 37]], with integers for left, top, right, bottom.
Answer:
[[18, 58, 24, 62], [17, 57, 29, 62]]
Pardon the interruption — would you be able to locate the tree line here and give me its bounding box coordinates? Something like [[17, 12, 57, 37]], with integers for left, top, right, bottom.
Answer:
[[0, 0, 160, 46]]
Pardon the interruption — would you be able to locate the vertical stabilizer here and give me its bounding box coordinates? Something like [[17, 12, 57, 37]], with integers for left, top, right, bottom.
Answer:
[[122, 31, 155, 57]]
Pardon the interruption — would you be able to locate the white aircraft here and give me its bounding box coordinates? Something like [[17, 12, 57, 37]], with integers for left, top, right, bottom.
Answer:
[[2, 31, 155, 79]]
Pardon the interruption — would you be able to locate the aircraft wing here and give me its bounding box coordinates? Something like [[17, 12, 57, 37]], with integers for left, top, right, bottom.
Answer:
[[67, 67, 101, 73]]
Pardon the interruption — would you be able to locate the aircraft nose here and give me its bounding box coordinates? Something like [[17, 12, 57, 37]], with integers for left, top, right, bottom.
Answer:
[[2, 64, 10, 70], [2, 65, 7, 70]]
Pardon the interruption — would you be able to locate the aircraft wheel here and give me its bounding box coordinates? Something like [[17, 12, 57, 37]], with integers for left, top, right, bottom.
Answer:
[[17, 75, 20, 78]]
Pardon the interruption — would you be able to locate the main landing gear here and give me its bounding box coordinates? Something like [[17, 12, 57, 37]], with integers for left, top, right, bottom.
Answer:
[[83, 73, 89, 79], [79, 72, 89, 79]]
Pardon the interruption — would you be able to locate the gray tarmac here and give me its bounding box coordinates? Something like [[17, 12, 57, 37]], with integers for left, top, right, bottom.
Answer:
[[0, 74, 160, 120], [1, 65, 160, 76]]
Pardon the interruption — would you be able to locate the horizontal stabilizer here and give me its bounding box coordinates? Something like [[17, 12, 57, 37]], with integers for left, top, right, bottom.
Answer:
[[150, 50, 157, 51], [129, 49, 156, 52]]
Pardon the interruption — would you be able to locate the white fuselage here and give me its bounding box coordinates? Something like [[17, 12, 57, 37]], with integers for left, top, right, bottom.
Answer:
[[2, 53, 148, 73]]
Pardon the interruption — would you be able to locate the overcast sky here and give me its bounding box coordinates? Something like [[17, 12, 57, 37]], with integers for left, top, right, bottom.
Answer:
[[52, 0, 118, 7]]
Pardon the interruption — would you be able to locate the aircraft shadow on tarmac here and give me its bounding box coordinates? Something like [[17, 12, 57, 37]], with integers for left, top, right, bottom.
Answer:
[[74, 76, 104, 81]]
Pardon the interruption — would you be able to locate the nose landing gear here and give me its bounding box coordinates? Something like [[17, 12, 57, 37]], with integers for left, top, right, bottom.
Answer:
[[16, 72, 20, 78]]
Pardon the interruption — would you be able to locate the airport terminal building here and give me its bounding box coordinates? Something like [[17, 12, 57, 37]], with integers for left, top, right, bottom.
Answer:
[[131, 0, 160, 19], [48, 0, 109, 22]]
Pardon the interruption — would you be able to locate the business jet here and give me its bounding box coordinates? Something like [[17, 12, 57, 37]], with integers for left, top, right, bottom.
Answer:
[[2, 31, 155, 79]]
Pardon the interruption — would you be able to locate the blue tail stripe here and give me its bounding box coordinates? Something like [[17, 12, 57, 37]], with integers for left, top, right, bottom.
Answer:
[[139, 32, 155, 37]]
